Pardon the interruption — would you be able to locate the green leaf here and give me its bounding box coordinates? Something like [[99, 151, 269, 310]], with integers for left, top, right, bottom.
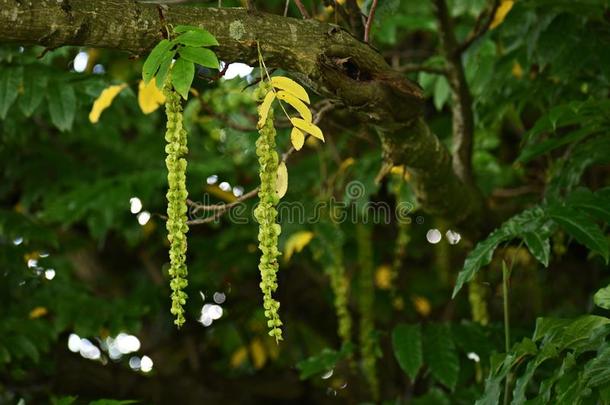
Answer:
[[583, 345, 610, 388], [453, 207, 548, 297], [412, 388, 450, 405], [0, 65, 23, 119], [453, 230, 507, 298], [155, 53, 175, 89], [565, 187, 610, 224], [19, 65, 48, 117], [47, 81, 76, 132], [178, 46, 219, 69], [594, 284, 610, 310], [424, 324, 459, 390], [547, 204, 609, 262], [433, 76, 450, 111], [391, 323, 423, 380], [522, 231, 551, 267], [171, 58, 194, 99], [296, 344, 353, 380], [142, 39, 173, 83], [174, 29, 219, 47]]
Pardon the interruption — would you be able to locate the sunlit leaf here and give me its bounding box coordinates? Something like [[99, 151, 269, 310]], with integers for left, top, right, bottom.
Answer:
[[490, 0, 514, 29], [290, 127, 305, 151], [276, 162, 288, 199], [89, 83, 127, 123], [284, 231, 314, 262], [257, 91, 275, 128], [138, 80, 165, 114], [276, 90, 312, 122], [290, 118, 324, 141], [270, 76, 310, 104]]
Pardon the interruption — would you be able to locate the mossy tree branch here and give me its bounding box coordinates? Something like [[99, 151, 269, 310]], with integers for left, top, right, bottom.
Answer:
[[0, 0, 482, 224]]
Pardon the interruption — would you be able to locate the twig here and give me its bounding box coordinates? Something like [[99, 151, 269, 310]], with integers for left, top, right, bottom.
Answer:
[[294, 0, 311, 18], [363, 0, 378, 43], [456, 0, 500, 55], [284, 0, 290, 17]]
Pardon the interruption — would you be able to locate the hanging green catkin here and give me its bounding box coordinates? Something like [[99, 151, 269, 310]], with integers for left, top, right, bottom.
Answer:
[[327, 235, 352, 348], [253, 84, 283, 342], [356, 223, 379, 400], [468, 277, 489, 326], [163, 84, 189, 328]]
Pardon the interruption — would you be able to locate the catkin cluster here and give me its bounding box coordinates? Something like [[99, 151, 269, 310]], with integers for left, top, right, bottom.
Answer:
[[164, 85, 189, 328], [253, 84, 283, 342], [326, 226, 352, 347], [356, 223, 379, 400]]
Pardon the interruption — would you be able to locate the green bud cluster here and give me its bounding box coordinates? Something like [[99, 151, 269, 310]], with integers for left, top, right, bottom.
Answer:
[[356, 223, 379, 400], [163, 85, 189, 328], [253, 84, 283, 342]]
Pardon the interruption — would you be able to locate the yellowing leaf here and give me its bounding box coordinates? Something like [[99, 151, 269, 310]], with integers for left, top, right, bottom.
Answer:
[[138, 79, 166, 114], [230, 346, 249, 368], [257, 91, 276, 128], [490, 0, 514, 29], [290, 118, 324, 141], [276, 162, 288, 199], [270, 76, 310, 104], [249, 338, 267, 369], [375, 265, 392, 290], [204, 185, 238, 203], [88, 84, 127, 123], [276, 91, 312, 122], [290, 127, 305, 151], [284, 231, 314, 262], [29, 306, 48, 319]]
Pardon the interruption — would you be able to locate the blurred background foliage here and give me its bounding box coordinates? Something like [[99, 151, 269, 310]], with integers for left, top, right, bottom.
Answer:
[[1, 0, 610, 403]]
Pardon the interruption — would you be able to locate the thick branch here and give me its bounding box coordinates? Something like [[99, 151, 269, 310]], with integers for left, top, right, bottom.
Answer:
[[0, 0, 482, 224]]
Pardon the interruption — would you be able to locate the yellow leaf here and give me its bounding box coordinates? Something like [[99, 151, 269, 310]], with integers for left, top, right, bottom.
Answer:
[[276, 162, 288, 199], [89, 84, 127, 123], [284, 231, 314, 262], [276, 91, 312, 122], [490, 0, 514, 29], [375, 265, 392, 290], [138, 79, 166, 114], [270, 76, 310, 104], [230, 346, 249, 368], [412, 295, 431, 317], [290, 118, 324, 141], [257, 91, 276, 128], [29, 306, 48, 319], [290, 127, 305, 151], [339, 157, 355, 172], [249, 338, 267, 369]]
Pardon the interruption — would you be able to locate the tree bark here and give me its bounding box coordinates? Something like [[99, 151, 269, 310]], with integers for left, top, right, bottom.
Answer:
[[0, 0, 482, 224]]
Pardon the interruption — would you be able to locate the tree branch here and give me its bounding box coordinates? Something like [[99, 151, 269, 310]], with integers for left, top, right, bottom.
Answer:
[[0, 0, 482, 224], [433, 0, 476, 186], [456, 0, 500, 55], [363, 0, 378, 43]]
